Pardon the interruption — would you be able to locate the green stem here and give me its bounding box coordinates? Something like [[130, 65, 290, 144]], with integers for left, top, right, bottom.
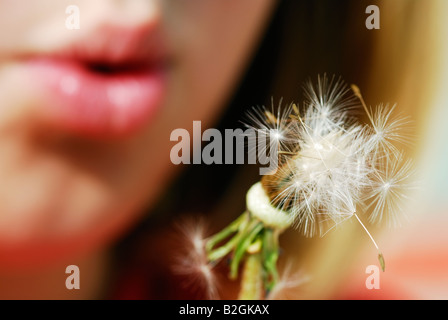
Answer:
[[230, 221, 263, 279], [238, 253, 264, 300], [262, 228, 280, 292], [206, 212, 247, 252], [204, 211, 284, 299], [207, 231, 243, 262], [206, 213, 249, 262]]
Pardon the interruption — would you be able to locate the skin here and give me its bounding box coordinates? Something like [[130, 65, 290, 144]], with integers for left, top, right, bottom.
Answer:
[[0, 0, 275, 298]]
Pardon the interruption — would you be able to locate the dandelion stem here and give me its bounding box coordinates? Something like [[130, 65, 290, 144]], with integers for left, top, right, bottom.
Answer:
[[238, 253, 264, 300], [354, 213, 385, 271], [354, 213, 379, 251], [262, 228, 280, 292], [230, 221, 263, 279]]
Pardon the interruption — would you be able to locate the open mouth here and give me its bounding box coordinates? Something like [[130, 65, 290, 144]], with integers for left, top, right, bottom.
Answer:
[[88, 62, 136, 74], [20, 21, 169, 138], [24, 52, 167, 138]]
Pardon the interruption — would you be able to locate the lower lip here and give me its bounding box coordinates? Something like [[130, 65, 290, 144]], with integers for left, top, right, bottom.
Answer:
[[26, 58, 166, 137]]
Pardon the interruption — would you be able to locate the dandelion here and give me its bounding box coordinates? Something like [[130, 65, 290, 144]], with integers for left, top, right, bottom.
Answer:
[[201, 74, 414, 299]]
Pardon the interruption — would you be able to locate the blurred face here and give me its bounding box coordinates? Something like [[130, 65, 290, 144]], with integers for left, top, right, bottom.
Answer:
[[0, 0, 274, 265]]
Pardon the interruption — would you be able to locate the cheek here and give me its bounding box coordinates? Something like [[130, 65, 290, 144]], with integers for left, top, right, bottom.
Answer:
[[162, 0, 274, 124], [0, 148, 167, 268]]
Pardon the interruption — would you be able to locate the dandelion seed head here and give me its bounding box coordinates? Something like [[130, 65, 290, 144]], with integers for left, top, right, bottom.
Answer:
[[255, 75, 415, 236]]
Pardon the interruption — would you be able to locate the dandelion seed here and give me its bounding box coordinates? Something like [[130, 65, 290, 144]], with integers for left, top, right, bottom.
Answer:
[[267, 263, 310, 300], [368, 104, 413, 161], [172, 217, 219, 300], [365, 155, 416, 227], [304, 74, 359, 117], [244, 99, 296, 163]]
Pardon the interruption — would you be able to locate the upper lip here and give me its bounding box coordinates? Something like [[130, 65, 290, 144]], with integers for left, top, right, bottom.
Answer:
[[34, 21, 169, 72]]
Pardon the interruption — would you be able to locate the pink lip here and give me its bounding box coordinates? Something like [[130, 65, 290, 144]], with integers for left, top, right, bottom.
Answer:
[[24, 25, 168, 138]]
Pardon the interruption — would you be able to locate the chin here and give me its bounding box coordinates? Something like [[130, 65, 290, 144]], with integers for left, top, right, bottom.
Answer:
[[0, 194, 144, 269]]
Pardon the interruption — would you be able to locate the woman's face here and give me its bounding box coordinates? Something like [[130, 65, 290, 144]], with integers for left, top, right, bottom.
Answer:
[[0, 0, 274, 265]]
